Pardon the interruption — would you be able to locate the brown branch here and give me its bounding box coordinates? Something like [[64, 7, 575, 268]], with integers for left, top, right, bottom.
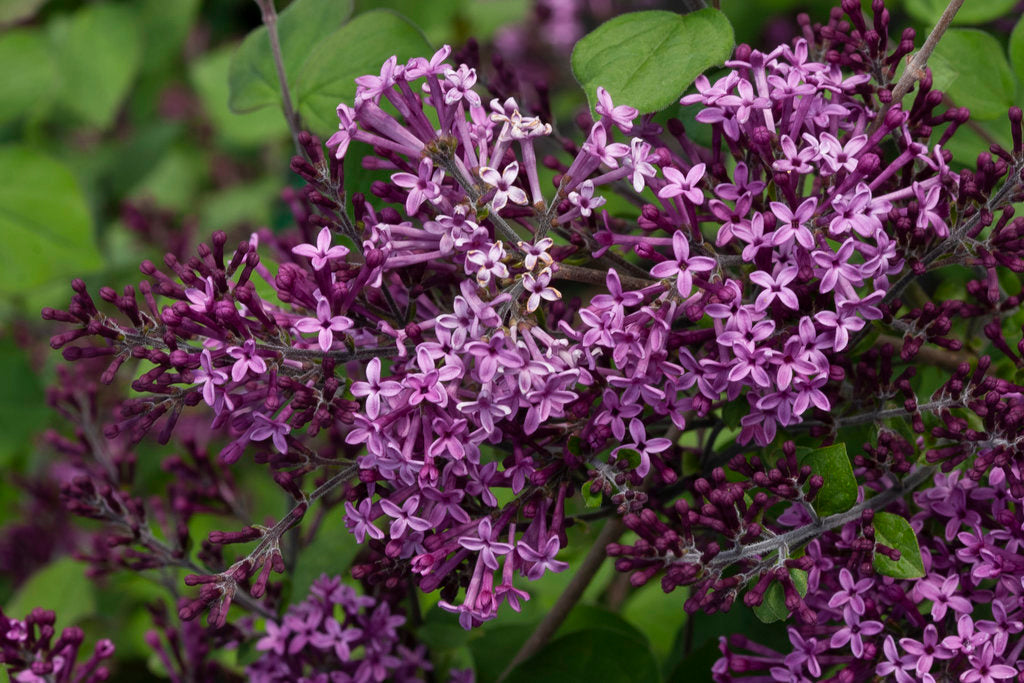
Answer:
[[552, 263, 657, 291]]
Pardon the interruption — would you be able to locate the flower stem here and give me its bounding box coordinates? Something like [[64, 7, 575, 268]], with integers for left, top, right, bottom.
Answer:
[[254, 0, 302, 156]]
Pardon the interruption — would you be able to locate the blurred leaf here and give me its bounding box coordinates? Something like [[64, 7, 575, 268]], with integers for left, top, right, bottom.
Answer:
[[52, 2, 142, 128], [503, 627, 660, 683], [797, 442, 857, 516], [290, 504, 360, 599], [621, 581, 689, 660], [904, 0, 1018, 25], [571, 9, 734, 114], [130, 146, 208, 211], [469, 622, 535, 683], [752, 568, 807, 624], [0, 146, 102, 296], [199, 176, 280, 229], [461, 0, 530, 41], [0, 0, 47, 25], [293, 9, 433, 138], [353, 0, 460, 44], [1011, 15, 1024, 86], [0, 28, 57, 126], [0, 336, 49, 467], [228, 0, 354, 113], [191, 45, 290, 148], [417, 606, 479, 652], [556, 604, 649, 644], [873, 511, 925, 579], [138, 0, 201, 73], [928, 29, 1015, 120], [5, 557, 96, 633]]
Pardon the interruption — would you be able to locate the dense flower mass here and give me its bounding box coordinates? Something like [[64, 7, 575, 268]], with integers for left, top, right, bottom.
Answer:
[[247, 574, 468, 682], [36, 0, 1024, 680]]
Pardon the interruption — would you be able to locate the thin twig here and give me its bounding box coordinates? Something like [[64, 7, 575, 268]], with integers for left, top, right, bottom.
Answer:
[[875, 333, 976, 371], [497, 517, 626, 682], [254, 0, 303, 156], [552, 263, 657, 291], [869, 0, 964, 135]]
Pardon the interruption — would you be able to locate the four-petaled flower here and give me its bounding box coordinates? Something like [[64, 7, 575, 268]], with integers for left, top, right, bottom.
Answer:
[[567, 180, 606, 217], [458, 518, 513, 570], [226, 339, 267, 382], [291, 226, 350, 270], [595, 86, 638, 132], [521, 269, 561, 313], [479, 162, 528, 210], [392, 158, 444, 215], [649, 231, 716, 297], [517, 535, 569, 579], [294, 296, 354, 351], [380, 495, 432, 538], [658, 163, 707, 205]]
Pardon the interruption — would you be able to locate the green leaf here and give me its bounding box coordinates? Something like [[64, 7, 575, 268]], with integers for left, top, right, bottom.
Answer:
[[621, 581, 688, 659], [615, 447, 643, 471], [0, 28, 57, 126], [555, 604, 650, 645], [52, 2, 142, 128], [460, 0, 531, 41], [752, 568, 808, 624], [798, 442, 857, 517], [503, 627, 660, 683], [905, 0, 1019, 26], [138, 0, 201, 73], [571, 9, 734, 114], [873, 511, 926, 579], [927, 29, 1015, 120], [190, 45, 290, 148], [721, 397, 747, 430], [468, 623, 535, 683], [1010, 15, 1024, 87], [0, 146, 102, 296], [228, 0, 354, 113], [581, 480, 603, 508], [289, 505, 360, 600], [293, 9, 433, 137], [0, 336, 49, 467], [5, 557, 96, 633]]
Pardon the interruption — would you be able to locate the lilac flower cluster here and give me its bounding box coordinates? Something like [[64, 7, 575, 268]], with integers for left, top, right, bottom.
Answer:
[[247, 574, 466, 683], [0, 607, 114, 683], [714, 464, 1024, 682], [42, 2, 1024, 678]]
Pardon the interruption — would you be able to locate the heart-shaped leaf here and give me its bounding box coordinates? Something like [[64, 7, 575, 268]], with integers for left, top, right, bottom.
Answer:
[[228, 0, 354, 113], [571, 9, 734, 114]]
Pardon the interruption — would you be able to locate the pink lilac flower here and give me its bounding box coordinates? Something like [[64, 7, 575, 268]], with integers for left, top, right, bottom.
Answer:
[[648, 231, 716, 297], [479, 162, 528, 210], [294, 296, 354, 351], [291, 226, 350, 270]]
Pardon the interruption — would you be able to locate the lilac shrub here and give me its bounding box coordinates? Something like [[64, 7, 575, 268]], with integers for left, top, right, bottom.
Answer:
[[36, 0, 1024, 680]]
